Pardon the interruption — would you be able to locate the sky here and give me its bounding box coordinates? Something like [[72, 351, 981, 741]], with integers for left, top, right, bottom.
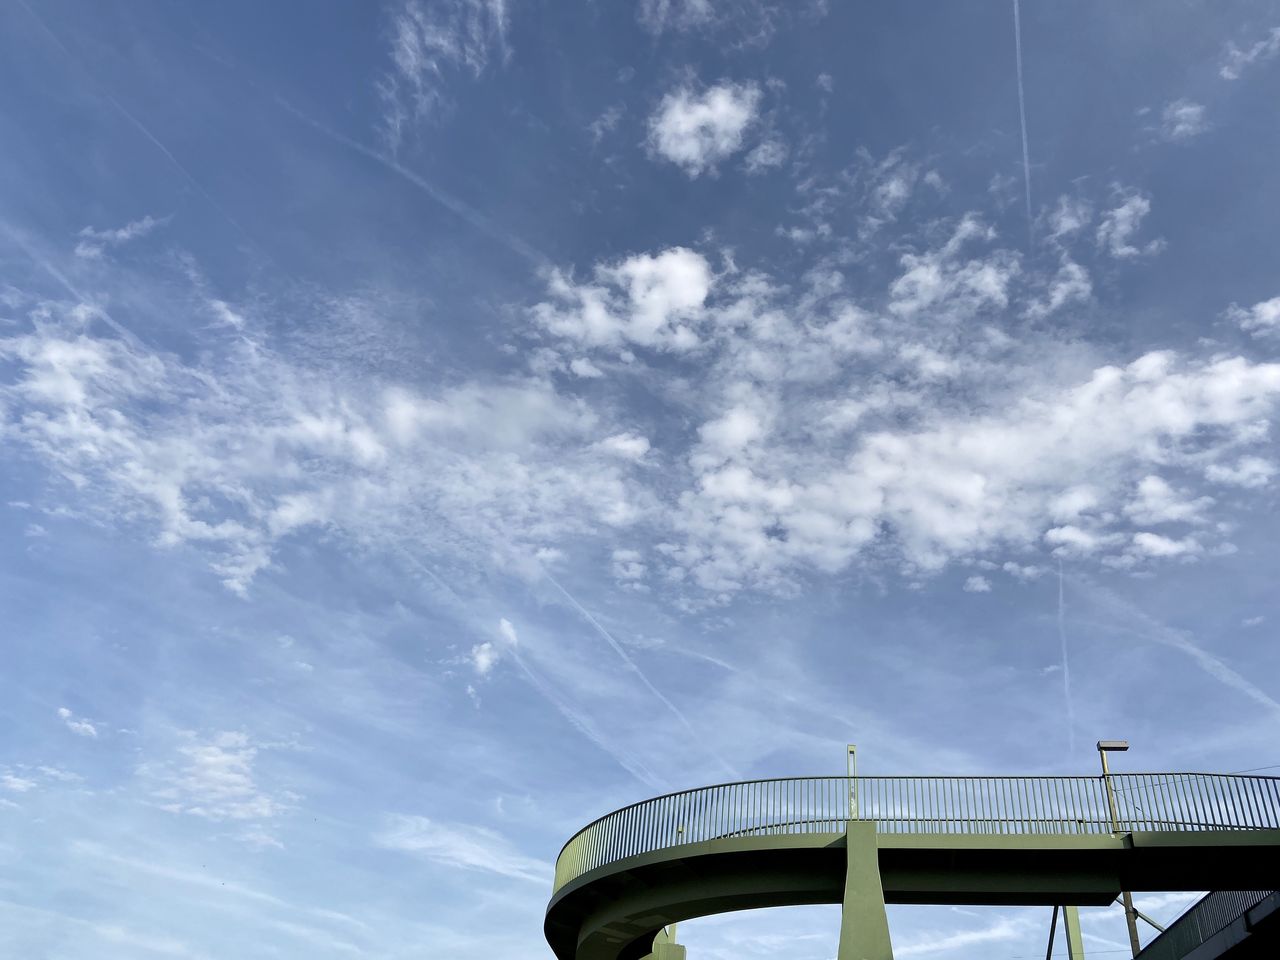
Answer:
[[1, 0, 1279, 957]]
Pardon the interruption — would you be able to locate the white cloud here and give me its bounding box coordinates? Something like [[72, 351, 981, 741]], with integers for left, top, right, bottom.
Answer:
[[898, 916, 1031, 957], [568, 356, 604, 378], [612, 548, 648, 582], [1225, 295, 1280, 336], [963, 575, 991, 593], [1131, 531, 1201, 558], [1002, 561, 1045, 581], [57, 706, 98, 738], [377, 0, 510, 150], [1025, 258, 1091, 319], [146, 731, 292, 822], [1242, 615, 1265, 628], [888, 216, 1017, 319], [1205, 455, 1274, 488], [1220, 26, 1280, 80], [376, 814, 550, 883], [1124, 475, 1211, 525], [532, 247, 713, 352], [1096, 188, 1164, 258], [587, 104, 623, 144], [470, 641, 498, 675], [816, 72, 834, 92], [74, 215, 164, 260], [637, 0, 714, 33], [597, 432, 651, 460], [1046, 196, 1091, 240], [647, 82, 761, 177], [497, 618, 519, 646], [744, 137, 788, 174], [1159, 99, 1209, 141], [1, 772, 36, 793]]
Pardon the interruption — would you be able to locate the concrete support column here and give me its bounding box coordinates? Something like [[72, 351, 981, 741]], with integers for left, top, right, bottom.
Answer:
[[1063, 906, 1085, 959], [838, 822, 894, 960]]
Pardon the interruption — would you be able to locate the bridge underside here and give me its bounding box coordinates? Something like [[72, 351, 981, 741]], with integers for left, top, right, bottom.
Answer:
[[545, 831, 1280, 960]]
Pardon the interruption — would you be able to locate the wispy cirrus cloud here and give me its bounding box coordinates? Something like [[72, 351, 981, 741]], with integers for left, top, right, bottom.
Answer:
[[376, 0, 511, 151], [1220, 25, 1280, 80], [376, 814, 551, 883], [73, 215, 165, 260], [1158, 98, 1210, 142], [57, 706, 98, 738]]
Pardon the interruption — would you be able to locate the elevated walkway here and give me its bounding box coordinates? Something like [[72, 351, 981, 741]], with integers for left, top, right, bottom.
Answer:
[[545, 773, 1280, 960], [1135, 890, 1279, 960]]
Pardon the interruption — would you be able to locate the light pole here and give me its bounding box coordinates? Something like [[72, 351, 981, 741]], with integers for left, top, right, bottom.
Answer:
[[847, 744, 858, 820], [1098, 739, 1142, 958]]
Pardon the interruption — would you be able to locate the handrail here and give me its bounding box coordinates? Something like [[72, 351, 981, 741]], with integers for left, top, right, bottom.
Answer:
[[1134, 890, 1276, 960], [552, 774, 1280, 893]]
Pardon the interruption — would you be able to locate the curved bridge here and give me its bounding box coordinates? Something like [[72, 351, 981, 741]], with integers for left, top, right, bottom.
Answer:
[[545, 773, 1280, 960]]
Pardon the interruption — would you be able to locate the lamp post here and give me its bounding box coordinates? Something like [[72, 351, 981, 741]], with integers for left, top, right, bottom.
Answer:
[[847, 744, 858, 820], [1098, 740, 1142, 958]]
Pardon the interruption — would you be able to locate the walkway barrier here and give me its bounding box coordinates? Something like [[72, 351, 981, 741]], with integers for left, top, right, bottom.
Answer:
[[1135, 890, 1277, 960], [554, 774, 1280, 892]]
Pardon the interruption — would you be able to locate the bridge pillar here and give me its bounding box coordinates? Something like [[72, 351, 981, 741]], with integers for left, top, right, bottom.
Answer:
[[838, 822, 894, 960], [1063, 906, 1085, 959]]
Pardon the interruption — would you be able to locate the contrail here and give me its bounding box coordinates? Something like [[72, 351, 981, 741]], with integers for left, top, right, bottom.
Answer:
[[1012, 0, 1033, 242], [274, 98, 548, 269], [12, 0, 254, 247], [0, 223, 145, 349], [544, 572, 740, 780], [394, 549, 666, 787], [1057, 561, 1076, 755], [1078, 577, 1280, 722]]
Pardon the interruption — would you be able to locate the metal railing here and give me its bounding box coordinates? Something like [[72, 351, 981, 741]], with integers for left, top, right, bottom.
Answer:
[[1135, 890, 1276, 960], [553, 774, 1280, 892]]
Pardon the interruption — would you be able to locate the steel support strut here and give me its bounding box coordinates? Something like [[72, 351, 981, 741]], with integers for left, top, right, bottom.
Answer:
[[838, 822, 894, 960]]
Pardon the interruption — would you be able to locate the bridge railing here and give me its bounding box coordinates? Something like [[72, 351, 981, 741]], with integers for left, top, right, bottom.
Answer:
[[1134, 890, 1276, 960], [553, 774, 1280, 892]]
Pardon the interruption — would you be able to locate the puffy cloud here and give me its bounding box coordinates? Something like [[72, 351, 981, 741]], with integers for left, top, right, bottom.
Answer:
[[888, 216, 1017, 320], [597, 432, 651, 460], [1225, 295, 1280, 336], [1025, 259, 1091, 319], [470, 642, 498, 675], [1096, 189, 1164, 258], [531, 247, 713, 352], [1205, 455, 1275, 488], [0, 302, 653, 593], [1220, 26, 1280, 80], [57, 706, 99, 738], [963, 575, 992, 593], [146, 732, 292, 822], [647, 82, 761, 177], [744, 137, 788, 174], [1045, 196, 1091, 240], [1123, 475, 1211, 525], [1159, 99, 1209, 141], [1131, 531, 1201, 558]]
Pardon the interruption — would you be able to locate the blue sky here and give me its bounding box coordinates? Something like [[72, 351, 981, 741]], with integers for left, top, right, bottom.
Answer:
[[2, 1, 1279, 957]]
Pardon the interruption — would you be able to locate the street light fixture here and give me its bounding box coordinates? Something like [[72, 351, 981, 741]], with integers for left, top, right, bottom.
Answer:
[[1098, 739, 1141, 958]]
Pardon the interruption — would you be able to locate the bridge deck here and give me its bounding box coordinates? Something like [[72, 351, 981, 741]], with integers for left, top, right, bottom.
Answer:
[[545, 774, 1280, 960]]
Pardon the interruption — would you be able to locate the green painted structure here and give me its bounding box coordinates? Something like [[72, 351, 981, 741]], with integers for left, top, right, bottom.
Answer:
[[545, 772, 1280, 960]]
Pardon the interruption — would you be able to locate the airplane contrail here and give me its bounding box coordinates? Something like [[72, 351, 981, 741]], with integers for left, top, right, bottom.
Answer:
[[274, 97, 548, 269], [545, 572, 741, 781], [1012, 0, 1033, 242], [1057, 562, 1076, 755]]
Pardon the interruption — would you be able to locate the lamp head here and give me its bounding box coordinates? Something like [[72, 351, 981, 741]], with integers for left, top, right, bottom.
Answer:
[[1097, 740, 1130, 752]]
